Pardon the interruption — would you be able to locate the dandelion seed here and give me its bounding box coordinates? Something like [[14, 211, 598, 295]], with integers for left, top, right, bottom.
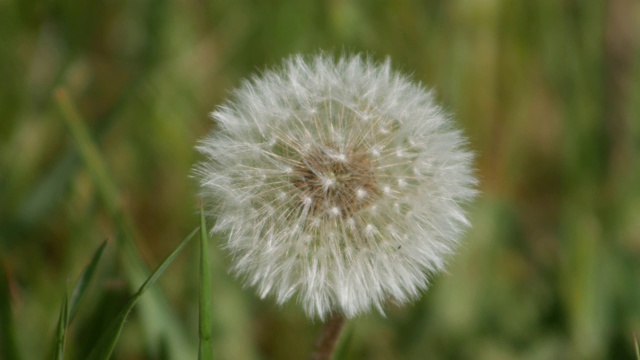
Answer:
[[195, 54, 477, 319]]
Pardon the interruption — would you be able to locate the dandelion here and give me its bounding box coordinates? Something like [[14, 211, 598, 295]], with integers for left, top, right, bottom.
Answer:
[[195, 54, 477, 320]]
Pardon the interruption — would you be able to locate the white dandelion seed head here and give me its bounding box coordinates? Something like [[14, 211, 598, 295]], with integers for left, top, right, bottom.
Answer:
[[195, 54, 477, 320]]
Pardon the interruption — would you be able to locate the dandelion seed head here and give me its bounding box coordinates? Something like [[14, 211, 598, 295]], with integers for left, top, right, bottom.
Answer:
[[195, 54, 477, 319]]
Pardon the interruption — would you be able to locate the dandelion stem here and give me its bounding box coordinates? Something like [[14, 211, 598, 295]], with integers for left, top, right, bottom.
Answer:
[[312, 314, 346, 360]]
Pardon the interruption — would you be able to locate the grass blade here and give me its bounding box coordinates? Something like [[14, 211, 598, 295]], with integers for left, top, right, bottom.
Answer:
[[48, 241, 107, 360], [69, 241, 108, 321], [86, 227, 198, 360], [634, 332, 639, 360], [54, 88, 120, 216], [198, 203, 213, 360], [54, 88, 195, 359], [53, 285, 69, 360]]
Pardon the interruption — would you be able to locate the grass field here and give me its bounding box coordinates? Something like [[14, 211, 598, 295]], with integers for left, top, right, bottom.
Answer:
[[1, 0, 640, 359]]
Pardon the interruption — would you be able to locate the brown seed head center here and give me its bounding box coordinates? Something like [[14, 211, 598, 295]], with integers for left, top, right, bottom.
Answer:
[[292, 146, 379, 218]]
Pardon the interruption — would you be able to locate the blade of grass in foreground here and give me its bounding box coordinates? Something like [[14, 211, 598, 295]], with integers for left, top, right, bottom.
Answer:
[[69, 240, 108, 321], [634, 332, 639, 360], [86, 227, 198, 360], [49, 241, 107, 360], [53, 285, 69, 360], [54, 88, 195, 359], [199, 203, 213, 360]]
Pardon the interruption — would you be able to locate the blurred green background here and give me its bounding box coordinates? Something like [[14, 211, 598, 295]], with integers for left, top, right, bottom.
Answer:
[[2, 0, 640, 359]]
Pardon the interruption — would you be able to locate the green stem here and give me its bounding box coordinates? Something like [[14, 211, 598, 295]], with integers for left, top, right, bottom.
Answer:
[[312, 314, 346, 360]]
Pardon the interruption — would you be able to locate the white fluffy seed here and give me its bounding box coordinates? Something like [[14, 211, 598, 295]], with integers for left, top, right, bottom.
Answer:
[[195, 54, 477, 320]]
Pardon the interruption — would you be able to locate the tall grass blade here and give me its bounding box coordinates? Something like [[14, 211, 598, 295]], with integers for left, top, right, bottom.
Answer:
[[54, 88, 195, 359], [634, 332, 639, 360], [53, 88, 120, 216], [48, 241, 107, 360], [86, 227, 198, 360], [53, 285, 69, 360], [198, 203, 213, 360], [69, 241, 108, 321]]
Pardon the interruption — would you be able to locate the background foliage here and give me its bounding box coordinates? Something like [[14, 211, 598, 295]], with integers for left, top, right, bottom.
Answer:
[[1, 0, 640, 359]]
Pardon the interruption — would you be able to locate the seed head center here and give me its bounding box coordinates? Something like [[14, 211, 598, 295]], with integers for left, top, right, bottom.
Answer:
[[292, 146, 379, 218]]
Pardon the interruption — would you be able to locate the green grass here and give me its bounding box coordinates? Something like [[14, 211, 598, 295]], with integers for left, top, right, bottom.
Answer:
[[53, 284, 68, 360], [1, 0, 640, 359], [198, 203, 213, 360], [52, 241, 106, 360], [86, 228, 197, 360]]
